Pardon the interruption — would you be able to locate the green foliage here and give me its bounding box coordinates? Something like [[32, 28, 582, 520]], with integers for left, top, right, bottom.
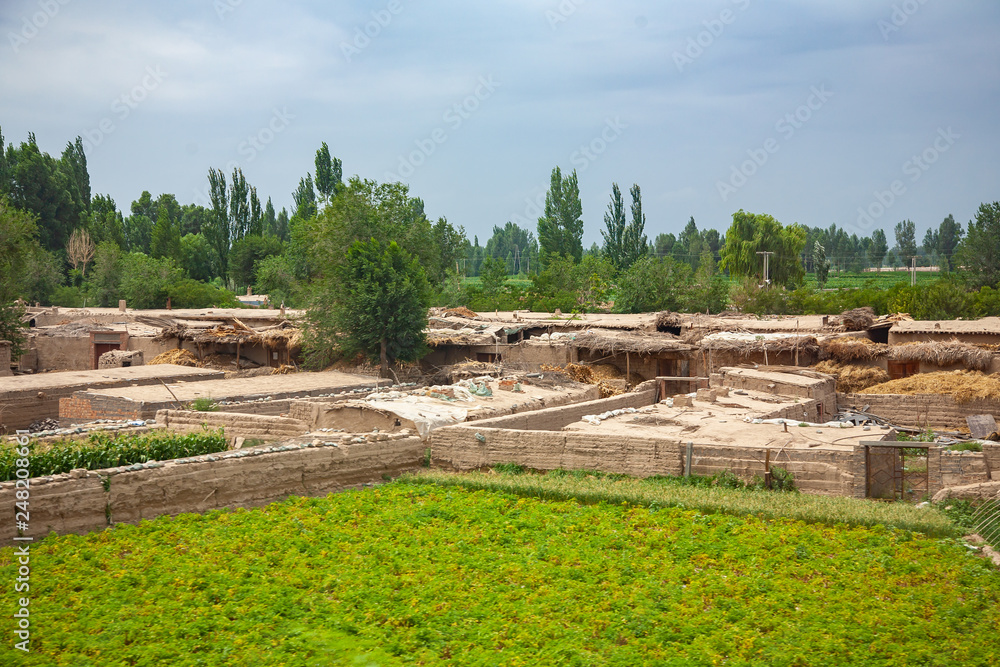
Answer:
[[7, 481, 995, 664], [720, 210, 806, 287], [537, 166, 583, 264], [228, 234, 283, 291], [948, 441, 982, 452], [306, 238, 429, 374], [769, 466, 796, 492], [167, 279, 239, 309], [0, 430, 226, 481], [483, 221, 536, 277], [0, 194, 43, 356], [188, 397, 219, 412], [253, 254, 298, 307], [118, 252, 182, 309], [178, 232, 215, 282], [478, 255, 508, 296], [957, 201, 1000, 289], [614, 255, 728, 314], [314, 141, 342, 205], [149, 206, 181, 261], [492, 462, 526, 475]]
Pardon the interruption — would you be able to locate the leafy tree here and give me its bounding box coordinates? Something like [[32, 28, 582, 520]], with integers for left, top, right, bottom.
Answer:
[[167, 279, 238, 309], [479, 255, 508, 296], [293, 174, 317, 220], [228, 234, 283, 291], [204, 167, 230, 278], [654, 232, 676, 257], [86, 241, 123, 306], [719, 210, 806, 287], [937, 214, 964, 272], [150, 207, 181, 261], [600, 183, 627, 270], [263, 198, 276, 237], [894, 219, 917, 261], [537, 166, 583, 263], [431, 217, 467, 283], [90, 194, 125, 248], [624, 184, 649, 270], [254, 254, 297, 307], [306, 238, 429, 376], [179, 233, 215, 282], [180, 203, 211, 236], [957, 202, 1000, 289], [124, 214, 153, 253], [677, 217, 704, 268], [484, 222, 536, 275], [272, 207, 290, 242], [0, 195, 44, 357], [813, 241, 830, 288], [614, 256, 693, 314], [314, 142, 343, 205], [5, 133, 80, 252], [869, 229, 888, 270], [118, 253, 181, 309]]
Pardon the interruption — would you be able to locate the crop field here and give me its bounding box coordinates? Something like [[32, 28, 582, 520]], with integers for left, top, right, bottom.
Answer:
[[2, 473, 998, 666], [802, 271, 941, 290]]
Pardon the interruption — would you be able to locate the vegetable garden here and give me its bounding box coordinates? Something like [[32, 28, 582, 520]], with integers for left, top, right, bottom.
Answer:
[[2, 470, 997, 665]]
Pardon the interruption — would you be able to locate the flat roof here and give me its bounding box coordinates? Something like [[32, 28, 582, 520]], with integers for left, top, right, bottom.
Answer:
[[0, 364, 223, 395]]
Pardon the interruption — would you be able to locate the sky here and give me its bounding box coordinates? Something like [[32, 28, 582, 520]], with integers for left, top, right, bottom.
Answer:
[[2, 0, 998, 253]]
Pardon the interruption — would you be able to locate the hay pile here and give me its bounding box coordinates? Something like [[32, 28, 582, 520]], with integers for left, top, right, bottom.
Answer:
[[841, 307, 875, 331], [443, 307, 479, 319], [812, 360, 890, 394], [655, 311, 681, 332], [270, 364, 297, 374], [820, 336, 889, 362], [859, 370, 1000, 403], [546, 363, 630, 398], [148, 349, 198, 367]]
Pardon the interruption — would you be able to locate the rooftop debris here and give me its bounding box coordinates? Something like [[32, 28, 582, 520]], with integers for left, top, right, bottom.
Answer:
[[148, 349, 199, 367], [820, 336, 889, 362], [700, 332, 820, 355], [889, 340, 994, 371], [570, 330, 690, 354], [840, 307, 876, 331]]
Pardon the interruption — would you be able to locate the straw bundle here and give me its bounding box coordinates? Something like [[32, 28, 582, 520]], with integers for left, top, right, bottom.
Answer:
[[812, 360, 889, 394], [148, 349, 198, 367], [820, 337, 890, 362], [859, 370, 1000, 403], [655, 311, 681, 332], [571, 330, 687, 355]]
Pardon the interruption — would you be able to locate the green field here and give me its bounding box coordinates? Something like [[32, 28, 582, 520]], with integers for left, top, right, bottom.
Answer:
[[4, 471, 998, 665], [802, 270, 943, 290]]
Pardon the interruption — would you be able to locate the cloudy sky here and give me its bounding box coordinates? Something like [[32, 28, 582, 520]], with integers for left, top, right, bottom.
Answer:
[[2, 0, 998, 251]]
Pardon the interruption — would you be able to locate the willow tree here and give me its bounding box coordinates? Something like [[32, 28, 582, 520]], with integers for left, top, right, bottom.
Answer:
[[719, 210, 806, 287]]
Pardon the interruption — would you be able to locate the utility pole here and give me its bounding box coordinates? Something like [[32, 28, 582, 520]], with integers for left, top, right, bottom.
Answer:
[[911, 255, 917, 287], [757, 251, 775, 285]]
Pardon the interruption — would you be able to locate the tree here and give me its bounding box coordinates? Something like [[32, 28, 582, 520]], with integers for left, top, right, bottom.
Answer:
[[150, 207, 181, 261], [719, 210, 807, 287], [90, 194, 125, 248], [87, 241, 123, 307], [66, 228, 96, 278], [203, 168, 230, 279], [624, 184, 649, 270], [431, 217, 467, 283], [181, 203, 211, 236], [484, 222, 536, 275], [870, 229, 888, 270], [263, 198, 276, 237], [813, 241, 830, 288], [118, 253, 182, 309], [937, 214, 964, 272], [957, 202, 1000, 289], [229, 234, 283, 291], [894, 219, 917, 262], [5, 133, 80, 252], [654, 232, 676, 256], [292, 174, 317, 220], [314, 142, 343, 205], [537, 166, 583, 263], [600, 183, 627, 269], [0, 195, 44, 358], [306, 239, 429, 376], [479, 255, 508, 296], [179, 233, 215, 282]]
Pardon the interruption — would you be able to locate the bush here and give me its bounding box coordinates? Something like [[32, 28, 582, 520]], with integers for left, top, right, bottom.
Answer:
[[168, 279, 239, 309]]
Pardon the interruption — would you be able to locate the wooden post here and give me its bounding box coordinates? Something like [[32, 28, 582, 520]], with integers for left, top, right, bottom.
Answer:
[[765, 448, 772, 489], [685, 441, 693, 477], [626, 352, 630, 381], [236, 341, 241, 370]]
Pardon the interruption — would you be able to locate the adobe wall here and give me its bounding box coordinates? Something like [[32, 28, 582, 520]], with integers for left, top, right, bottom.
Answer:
[[0, 437, 425, 542], [840, 393, 1000, 430], [32, 334, 91, 371], [1, 365, 223, 432], [430, 424, 864, 497], [938, 450, 990, 488], [714, 368, 837, 420], [0, 341, 11, 377], [155, 409, 310, 441], [465, 389, 655, 432]]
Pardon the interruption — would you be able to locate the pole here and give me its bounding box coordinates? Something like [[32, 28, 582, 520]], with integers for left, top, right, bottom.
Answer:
[[757, 251, 775, 285], [911, 256, 917, 286]]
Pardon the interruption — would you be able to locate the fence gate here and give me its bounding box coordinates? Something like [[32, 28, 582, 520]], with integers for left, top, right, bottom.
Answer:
[[864, 442, 931, 502]]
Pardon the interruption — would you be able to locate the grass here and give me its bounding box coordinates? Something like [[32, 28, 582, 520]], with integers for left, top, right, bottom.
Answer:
[[2, 480, 998, 666], [402, 468, 958, 537]]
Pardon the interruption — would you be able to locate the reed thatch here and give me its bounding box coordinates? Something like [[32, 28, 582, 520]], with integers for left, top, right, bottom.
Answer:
[[260, 321, 304, 353], [841, 307, 875, 331], [190, 325, 261, 346], [889, 340, 994, 371], [820, 336, 890, 362], [570, 330, 690, 355], [812, 360, 890, 394], [700, 334, 819, 356]]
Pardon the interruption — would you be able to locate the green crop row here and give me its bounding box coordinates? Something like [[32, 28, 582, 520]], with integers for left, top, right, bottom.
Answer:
[[1, 482, 996, 665], [0, 429, 227, 481], [402, 468, 958, 537]]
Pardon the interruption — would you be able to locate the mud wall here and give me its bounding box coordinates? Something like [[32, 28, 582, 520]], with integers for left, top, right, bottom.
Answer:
[[0, 437, 425, 542], [155, 409, 310, 441], [466, 389, 655, 432], [840, 393, 1000, 430], [430, 423, 864, 497]]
